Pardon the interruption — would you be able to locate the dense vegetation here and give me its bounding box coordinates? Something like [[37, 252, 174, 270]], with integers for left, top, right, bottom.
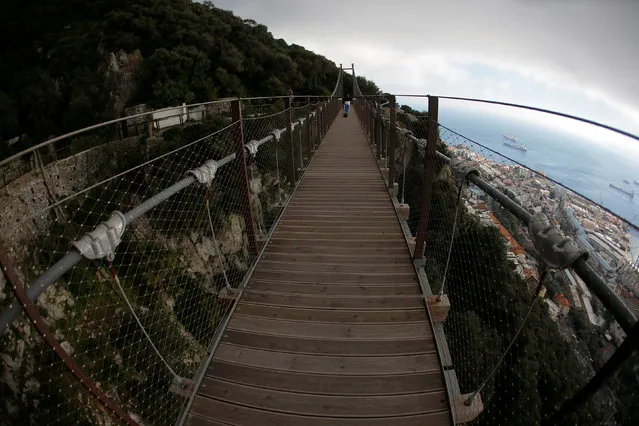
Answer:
[[0, 0, 378, 157], [422, 177, 604, 425]]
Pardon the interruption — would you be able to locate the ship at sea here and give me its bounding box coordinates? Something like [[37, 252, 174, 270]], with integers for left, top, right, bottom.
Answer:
[[503, 134, 519, 143], [623, 179, 630, 185], [609, 183, 635, 198], [503, 141, 527, 151]]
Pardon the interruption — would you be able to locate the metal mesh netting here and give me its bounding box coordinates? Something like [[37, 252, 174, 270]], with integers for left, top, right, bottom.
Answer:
[[395, 118, 427, 233], [4, 333, 119, 424], [414, 120, 631, 425], [0, 103, 224, 192], [244, 103, 296, 237], [331, 99, 637, 425], [292, 103, 315, 178], [0, 97, 330, 424]]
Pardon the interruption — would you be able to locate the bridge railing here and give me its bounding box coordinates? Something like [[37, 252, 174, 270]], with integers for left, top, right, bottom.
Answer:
[[0, 100, 233, 191], [354, 96, 638, 425], [0, 96, 341, 425]]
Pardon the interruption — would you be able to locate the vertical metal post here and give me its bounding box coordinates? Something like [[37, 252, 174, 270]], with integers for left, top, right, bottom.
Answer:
[[413, 95, 439, 260], [381, 119, 387, 160], [365, 102, 369, 137], [309, 98, 315, 151], [332, 99, 336, 122], [387, 95, 397, 188], [377, 113, 386, 160], [369, 104, 375, 141], [306, 97, 312, 159], [325, 99, 328, 130], [325, 100, 329, 134], [286, 96, 296, 185], [362, 102, 367, 134], [231, 99, 259, 256], [376, 110, 382, 160], [365, 103, 370, 138], [320, 98, 324, 137], [326, 99, 330, 132], [316, 99, 322, 145]]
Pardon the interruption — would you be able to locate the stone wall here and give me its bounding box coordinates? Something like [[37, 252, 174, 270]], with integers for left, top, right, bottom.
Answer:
[[0, 135, 143, 257]]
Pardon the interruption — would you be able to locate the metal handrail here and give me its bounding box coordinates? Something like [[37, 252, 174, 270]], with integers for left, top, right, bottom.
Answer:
[[0, 95, 337, 169], [354, 93, 639, 144], [0, 100, 335, 335]]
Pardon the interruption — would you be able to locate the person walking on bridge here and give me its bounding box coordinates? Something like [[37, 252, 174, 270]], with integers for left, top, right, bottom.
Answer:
[[343, 93, 352, 118]]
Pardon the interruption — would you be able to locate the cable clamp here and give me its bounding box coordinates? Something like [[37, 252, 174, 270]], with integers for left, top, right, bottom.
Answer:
[[187, 159, 218, 185], [528, 213, 589, 269], [72, 211, 126, 261], [269, 128, 283, 141]]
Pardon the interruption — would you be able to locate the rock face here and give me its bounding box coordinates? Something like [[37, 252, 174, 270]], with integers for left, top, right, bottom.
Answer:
[[183, 213, 249, 291], [106, 50, 143, 118], [38, 285, 74, 322], [0, 134, 143, 260]]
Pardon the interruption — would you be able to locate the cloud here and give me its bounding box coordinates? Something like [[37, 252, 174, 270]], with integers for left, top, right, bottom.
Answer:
[[214, 0, 639, 136]]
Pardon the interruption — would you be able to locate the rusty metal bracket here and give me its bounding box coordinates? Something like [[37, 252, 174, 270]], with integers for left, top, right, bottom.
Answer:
[[0, 243, 138, 426]]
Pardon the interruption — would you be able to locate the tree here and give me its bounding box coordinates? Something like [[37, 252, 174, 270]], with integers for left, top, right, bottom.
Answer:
[[0, 0, 353, 146]]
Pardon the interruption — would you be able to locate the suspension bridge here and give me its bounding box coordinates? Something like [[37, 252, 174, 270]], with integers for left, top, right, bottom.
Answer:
[[0, 65, 637, 425]]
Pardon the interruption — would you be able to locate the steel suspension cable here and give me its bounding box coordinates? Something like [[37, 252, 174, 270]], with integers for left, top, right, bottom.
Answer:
[[204, 188, 231, 290], [465, 268, 549, 406], [438, 179, 466, 297], [108, 260, 182, 385]]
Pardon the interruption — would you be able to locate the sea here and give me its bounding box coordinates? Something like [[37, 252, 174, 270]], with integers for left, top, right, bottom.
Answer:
[[436, 107, 639, 262]]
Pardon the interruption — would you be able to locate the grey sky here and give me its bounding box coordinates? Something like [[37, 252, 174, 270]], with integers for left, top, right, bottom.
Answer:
[[215, 0, 639, 135]]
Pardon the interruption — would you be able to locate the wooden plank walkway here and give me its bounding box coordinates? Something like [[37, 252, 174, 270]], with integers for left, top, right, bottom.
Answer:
[[187, 113, 452, 425]]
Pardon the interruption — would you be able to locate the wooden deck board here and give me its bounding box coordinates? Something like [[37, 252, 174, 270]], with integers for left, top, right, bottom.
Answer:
[[187, 399, 451, 426], [227, 315, 431, 339], [234, 303, 429, 323], [188, 112, 451, 425], [251, 270, 418, 284], [240, 291, 424, 309], [197, 379, 448, 417], [222, 330, 436, 355], [245, 281, 421, 296], [214, 344, 441, 375], [204, 361, 445, 395]]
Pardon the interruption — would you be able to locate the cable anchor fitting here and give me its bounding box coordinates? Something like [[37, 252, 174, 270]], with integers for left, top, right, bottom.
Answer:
[[72, 211, 126, 261], [528, 213, 589, 269], [188, 159, 219, 186]]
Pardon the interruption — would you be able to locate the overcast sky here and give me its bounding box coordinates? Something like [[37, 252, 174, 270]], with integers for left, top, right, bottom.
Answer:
[[215, 0, 639, 140]]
